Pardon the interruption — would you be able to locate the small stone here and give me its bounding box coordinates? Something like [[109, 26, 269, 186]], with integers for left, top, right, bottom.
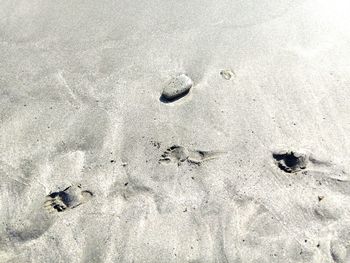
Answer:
[[161, 74, 193, 102], [220, 69, 235, 80]]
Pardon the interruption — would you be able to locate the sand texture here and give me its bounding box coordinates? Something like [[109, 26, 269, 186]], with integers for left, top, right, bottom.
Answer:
[[1, 0, 350, 262]]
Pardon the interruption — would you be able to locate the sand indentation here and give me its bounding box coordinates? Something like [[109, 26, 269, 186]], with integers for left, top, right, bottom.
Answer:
[[272, 151, 308, 173], [220, 69, 235, 80], [44, 184, 93, 213], [159, 145, 225, 165]]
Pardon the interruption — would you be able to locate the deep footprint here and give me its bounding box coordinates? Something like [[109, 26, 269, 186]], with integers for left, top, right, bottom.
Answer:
[[272, 151, 308, 173], [44, 184, 93, 213], [159, 145, 225, 165]]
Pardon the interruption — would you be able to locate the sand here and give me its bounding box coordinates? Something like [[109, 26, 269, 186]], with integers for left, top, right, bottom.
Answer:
[[1, 0, 350, 262]]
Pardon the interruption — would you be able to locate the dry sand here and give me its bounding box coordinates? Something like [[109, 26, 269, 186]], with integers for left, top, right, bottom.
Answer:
[[1, 0, 350, 262]]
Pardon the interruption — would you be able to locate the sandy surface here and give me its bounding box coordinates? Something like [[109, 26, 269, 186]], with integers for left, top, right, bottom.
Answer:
[[1, 0, 350, 262]]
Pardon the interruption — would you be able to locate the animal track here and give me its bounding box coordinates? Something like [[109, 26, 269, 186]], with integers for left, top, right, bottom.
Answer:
[[272, 151, 308, 173], [159, 145, 225, 165], [44, 184, 93, 213]]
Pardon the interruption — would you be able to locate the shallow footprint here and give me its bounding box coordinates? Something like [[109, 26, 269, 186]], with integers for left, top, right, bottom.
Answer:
[[159, 145, 189, 165], [159, 145, 225, 165], [44, 184, 93, 213], [187, 150, 225, 165], [272, 150, 308, 173]]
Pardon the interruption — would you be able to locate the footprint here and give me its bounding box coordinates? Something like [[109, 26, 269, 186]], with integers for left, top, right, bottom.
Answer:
[[44, 184, 93, 213], [272, 150, 348, 180], [160, 74, 193, 103], [159, 145, 225, 165], [272, 151, 308, 173], [159, 145, 189, 165]]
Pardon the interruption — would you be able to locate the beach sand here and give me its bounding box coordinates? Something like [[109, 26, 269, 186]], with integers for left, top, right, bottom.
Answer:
[[0, 0, 350, 262]]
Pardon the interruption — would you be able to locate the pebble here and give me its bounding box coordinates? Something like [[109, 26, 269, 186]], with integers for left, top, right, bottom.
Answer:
[[161, 74, 193, 102]]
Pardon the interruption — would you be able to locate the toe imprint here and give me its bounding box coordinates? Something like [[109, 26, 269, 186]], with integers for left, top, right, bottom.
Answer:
[[159, 145, 189, 165], [44, 184, 93, 213]]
